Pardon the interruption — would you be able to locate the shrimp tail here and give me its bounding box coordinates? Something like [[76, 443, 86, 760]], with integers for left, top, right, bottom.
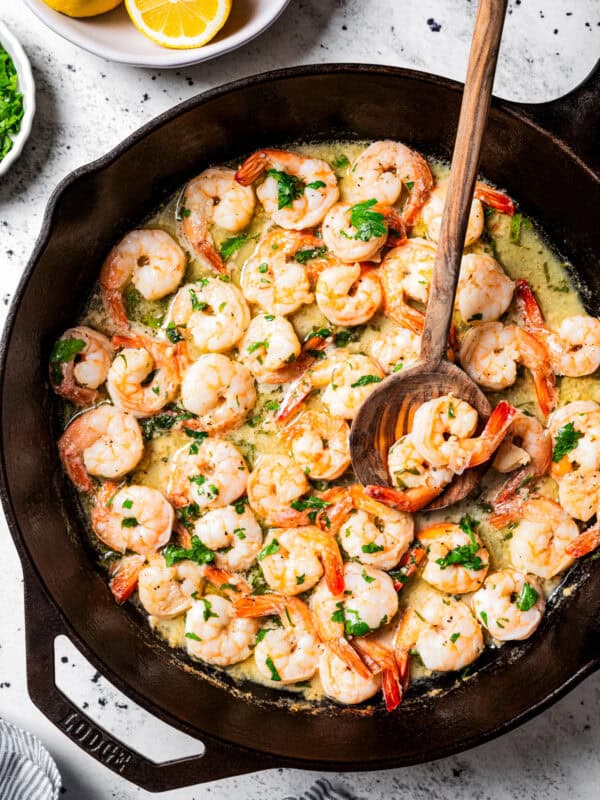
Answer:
[[58, 436, 94, 494], [315, 486, 353, 533], [384, 295, 426, 335], [377, 205, 407, 245], [449, 401, 519, 472], [197, 240, 227, 274], [390, 541, 426, 592], [566, 522, 600, 558], [489, 495, 524, 528], [235, 151, 270, 186], [322, 549, 345, 596], [531, 364, 558, 418], [492, 467, 535, 507], [101, 287, 130, 333], [474, 183, 515, 216], [234, 593, 282, 618], [515, 278, 546, 329], [353, 638, 402, 711], [109, 554, 146, 604], [276, 375, 314, 424], [328, 638, 373, 681], [364, 484, 442, 513], [203, 566, 250, 596]]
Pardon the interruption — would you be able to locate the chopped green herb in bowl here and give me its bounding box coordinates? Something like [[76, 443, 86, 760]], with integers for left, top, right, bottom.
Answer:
[[0, 24, 35, 175]]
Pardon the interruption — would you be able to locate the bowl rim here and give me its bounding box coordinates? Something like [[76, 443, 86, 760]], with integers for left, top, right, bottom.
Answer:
[[22, 0, 293, 69], [0, 21, 36, 177]]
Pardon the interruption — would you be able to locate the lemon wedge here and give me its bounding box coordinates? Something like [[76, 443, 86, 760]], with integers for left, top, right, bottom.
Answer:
[[125, 0, 231, 49], [42, 0, 123, 16]]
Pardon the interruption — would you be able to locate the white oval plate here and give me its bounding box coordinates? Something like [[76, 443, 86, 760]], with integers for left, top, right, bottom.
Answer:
[[0, 22, 36, 177], [23, 0, 291, 69]]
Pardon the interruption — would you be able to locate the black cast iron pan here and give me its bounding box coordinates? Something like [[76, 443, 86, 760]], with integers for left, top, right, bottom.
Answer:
[[1, 63, 599, 792]]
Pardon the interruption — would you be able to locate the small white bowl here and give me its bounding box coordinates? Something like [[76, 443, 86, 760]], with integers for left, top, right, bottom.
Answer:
[[0, 22, 36, 177], [23, 0, 292, 69]]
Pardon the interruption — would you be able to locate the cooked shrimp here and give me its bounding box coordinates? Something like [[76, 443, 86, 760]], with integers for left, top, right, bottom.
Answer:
[[382, 433, 453, 511], [192, 505, 262, 572], [516, 279, 600, 377], [258, 525, 344, 595], [137, 555, 205, 619], [369, 323, 421, 374], [338, 485, 413, 571], [240, 229, 318, 316], [235, 594, 321, 684], [421, 179, 514, 246], [58, 405, 144, 492], [247, 454, 310, 526], [321, 201, 403, 264], [491, 496, 579, 579], [167, 438, 248, 511], [179, 168, 255, 272], [472, 569, 545, 641], [235, 149, 339, 230], [492, 412, 552, 504], [108, 553, 146, 603], [417, 522, 489, 594], [349, 140, 434, 226], [100, 229, 186, 331], [320, 561, 398, 638], [185, 580, 259, 667], [548, 401, 600, 478], [411, 395, 518, 474], [396, 596, 484, 673], [456, 254, 514, 324], [318, 646, 381, 706], [107, 334, 180, 417], [164, 278, 250, 354], [460, 322, 557, 417], [311, 353, 385, 420], [283, 411, 350, 480], [239, 313, 301, 383], [554, 470, 600, 523], [352, 636, 403, 711], [315, 263, 382, 326], [50, 326, 114, 407], [379, 239, 435, 333], [180, 353, 256, 433], [91, 481, 173, 555]]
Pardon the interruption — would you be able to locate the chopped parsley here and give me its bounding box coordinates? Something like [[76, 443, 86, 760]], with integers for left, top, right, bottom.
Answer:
[[163, 534, 215, 567], [258, 539, 280, 561], [361, 569, 375, 584], [267, 169, 305, 209], [306, 180, 326, 190], [361, 542, 384, 554], [176, 206, 191, 220], [247, 339, 268, 354], [189, 289, 208, 312], [247, 564, 268, 595], [121, 517, 138, 528], [350, 374, 382, 388], [295, 246, 327, 264], [510, 212, 523, 245], [552, 421, 583, 462], [220, 233, 250, 260], [479, 610, 489, 627], [331, 153, 350, 170], [436, 516, 484, 572], [296, 573, 306, 585], [165, 322, 185, 344], [201, 598, 219, 621], [233, 528, 246, 540], [0, 46, 24, 163], [514, 582, 540, 612], [175, 502, 201, 530], [348, 199, 387, 241], [185, 632, 201, 642], [449, 632, 461, 644], [265, 655, 281, 681], [343, 608, 372, 637], [49, 337, 85, 384]]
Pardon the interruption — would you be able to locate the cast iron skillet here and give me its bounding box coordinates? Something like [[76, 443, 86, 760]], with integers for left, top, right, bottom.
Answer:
[[1, 64, 599, 793]]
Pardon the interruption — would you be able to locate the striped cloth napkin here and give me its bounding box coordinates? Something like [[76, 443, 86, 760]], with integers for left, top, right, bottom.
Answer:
[[0, 719, 61, 800], [284, 778, 359, 800]]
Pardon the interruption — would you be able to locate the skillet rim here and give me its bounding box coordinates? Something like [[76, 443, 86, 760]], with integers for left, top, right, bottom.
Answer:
[[1, 63, 599, 774]]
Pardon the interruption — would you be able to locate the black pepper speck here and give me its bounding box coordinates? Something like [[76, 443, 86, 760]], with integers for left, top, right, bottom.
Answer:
[[427, 18, 442, 32]]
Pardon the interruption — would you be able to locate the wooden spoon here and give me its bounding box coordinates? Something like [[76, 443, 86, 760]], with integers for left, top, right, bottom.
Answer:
[[350, 0, 509, 509]]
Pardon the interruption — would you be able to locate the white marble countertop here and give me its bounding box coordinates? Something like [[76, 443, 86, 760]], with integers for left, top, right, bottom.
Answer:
[[0, 1, 599, 798]]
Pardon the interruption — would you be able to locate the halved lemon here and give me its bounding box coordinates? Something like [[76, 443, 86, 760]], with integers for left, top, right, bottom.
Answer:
[[42, 0, 123, 17], [125, 0, 232, 49]]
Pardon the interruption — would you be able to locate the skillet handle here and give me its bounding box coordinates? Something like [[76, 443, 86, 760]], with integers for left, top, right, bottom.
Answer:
[[22, 562, 280, 792], [509, 59, 600, 173]]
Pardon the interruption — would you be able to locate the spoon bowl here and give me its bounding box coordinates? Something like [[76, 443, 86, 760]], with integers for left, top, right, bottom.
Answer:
[[350, 360, 491, 509]]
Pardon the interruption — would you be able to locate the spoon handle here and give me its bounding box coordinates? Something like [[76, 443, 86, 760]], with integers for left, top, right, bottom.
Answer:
[[420, 0, 508, 367]]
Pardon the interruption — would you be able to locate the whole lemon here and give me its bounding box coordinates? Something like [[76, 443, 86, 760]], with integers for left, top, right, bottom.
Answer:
[[42, 0, 123, 17]]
